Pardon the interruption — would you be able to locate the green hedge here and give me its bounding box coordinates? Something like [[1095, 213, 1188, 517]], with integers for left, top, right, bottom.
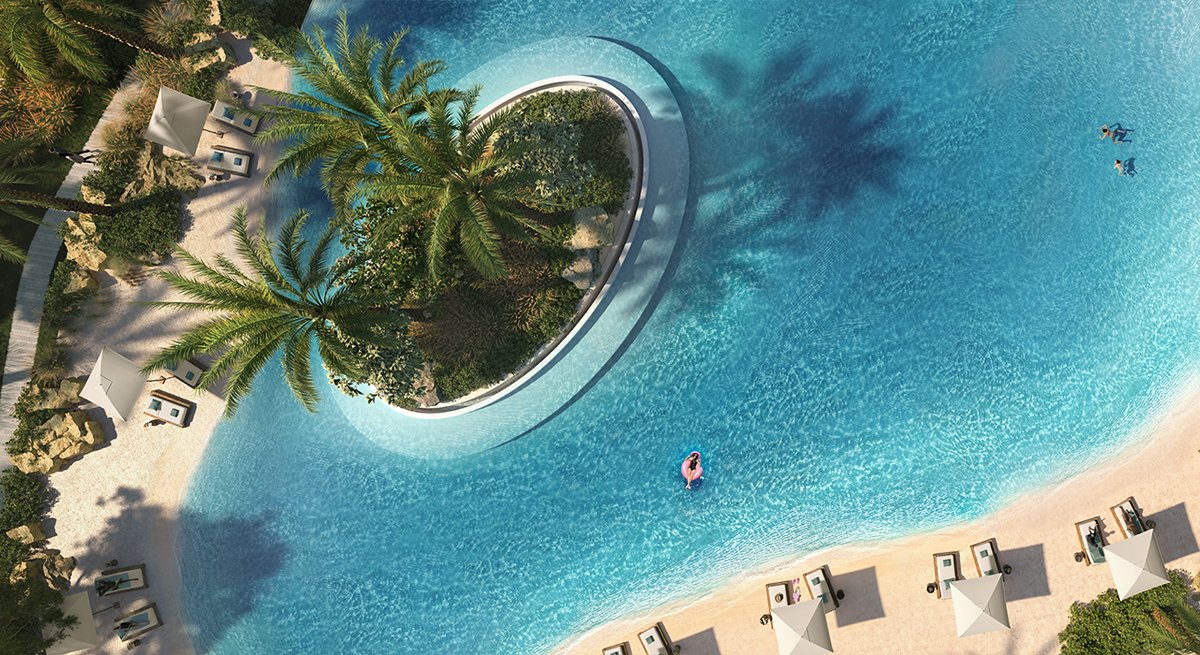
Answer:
[[219, 0, 311, 54], [1058, 570, 1200, 654], [96, 187, 182, 262], [499, 89, 632, 213]]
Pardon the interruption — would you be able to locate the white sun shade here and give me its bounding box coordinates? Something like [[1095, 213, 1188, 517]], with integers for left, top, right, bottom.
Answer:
[[81, 348, 146, 421], [950, 575, 1010, 637], [772, 599, 834, 655], [44, 592, 100, 655], [144, 86, 211, 155], [1106, 529, 1170, 600]]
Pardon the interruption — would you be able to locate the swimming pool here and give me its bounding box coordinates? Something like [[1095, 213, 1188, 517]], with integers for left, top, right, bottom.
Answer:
[[181, 2, 1200, 653]]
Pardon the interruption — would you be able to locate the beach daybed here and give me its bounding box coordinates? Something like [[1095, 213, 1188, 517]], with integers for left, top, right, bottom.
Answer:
[[1075, 517, 1106, 565], [637, 622, 679, 655], [602, 643, 631, 655], [95, 564, 147, 596], [1110, 497, 1152, 539], [163, 358, 204, 388], [971, 538, 1007, 577], [933, 552, 962, 600], [766, 580, 793, 614], [206, 145, 254, 177], [804, 565, 839, 613], [144, 389, 193, 427], [114, 604, 161, 641], [210, 99, 260, 134]]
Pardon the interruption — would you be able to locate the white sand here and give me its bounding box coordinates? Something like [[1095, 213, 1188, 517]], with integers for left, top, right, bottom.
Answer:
[[556, 381, 1200, 655], [43, 50, 290, 655]]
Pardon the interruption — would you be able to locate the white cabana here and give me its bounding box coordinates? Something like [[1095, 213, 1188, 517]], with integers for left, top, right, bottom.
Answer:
[[950, 575, 1010, 637], [81, 348, 146, 422], [1106, 529, 1170, 600], [44, 592, 100, 655], [144, 86, 211, 155], [772, 599, 834, 655]]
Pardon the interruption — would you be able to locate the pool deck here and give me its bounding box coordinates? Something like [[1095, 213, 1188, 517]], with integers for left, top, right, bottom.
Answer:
[[40, 49, 291, 655], [556, 380, 1200, 655]]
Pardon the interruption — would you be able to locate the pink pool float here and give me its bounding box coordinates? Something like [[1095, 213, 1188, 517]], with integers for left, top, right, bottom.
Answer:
[[681, 451, 703, 489]]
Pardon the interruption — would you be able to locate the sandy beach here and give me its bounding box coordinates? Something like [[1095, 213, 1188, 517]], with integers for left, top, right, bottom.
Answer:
[[40, 45, 289, 655], [556, 381, 1200, 655]]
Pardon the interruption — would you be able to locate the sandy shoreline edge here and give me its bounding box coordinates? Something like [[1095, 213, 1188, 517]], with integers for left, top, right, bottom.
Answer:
[[554, 377, 1200, 655]]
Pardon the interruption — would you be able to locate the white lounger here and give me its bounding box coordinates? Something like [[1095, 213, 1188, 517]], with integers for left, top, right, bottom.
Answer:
[[95, 564, 147, 596], [210, 100, 260, 134], [114, 604, 161, 641], [766, 581, 792, 612], [1076, 517, 1106, 565], [144, 390, 193, 427], [971, 538, 1001, 576], [164, 359, 203, 388], [207, 145, 254, 177], [638, 623, 677, 655], [602, 643, 630, 655], [933, 552, 961, 600], [804, 565, 838, 613], [1110, 497, 1149, 539]]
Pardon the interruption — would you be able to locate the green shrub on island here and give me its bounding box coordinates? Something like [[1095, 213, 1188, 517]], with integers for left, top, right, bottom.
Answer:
[[0, 569, 76, 654], [0, 468, 47, 576], [498, 89, 633, 214], [95, 187, 182, 263], [327, 320, 424, 409], [219, 0, 310, 55], [32, 260, 96, 380], [1058, 570, 1200, 655]]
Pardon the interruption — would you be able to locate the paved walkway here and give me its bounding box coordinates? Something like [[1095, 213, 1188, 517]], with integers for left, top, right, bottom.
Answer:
[[0, 75, 141, 468]]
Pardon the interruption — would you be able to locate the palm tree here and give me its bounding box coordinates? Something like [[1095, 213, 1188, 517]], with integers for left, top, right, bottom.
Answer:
[[143, 208, 409, 415], [0, 141, 115, 263], [336, 88, 545, 280], [0, 0, 177, 83], [254, 10, 449, 201]]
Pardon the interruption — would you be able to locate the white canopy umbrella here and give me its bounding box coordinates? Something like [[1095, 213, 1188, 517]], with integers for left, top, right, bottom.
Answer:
[[44, 592, 100, 655], [144, 86, 211, 155], [772, 599, 834, 655], [950, 575, 1010, 637], [1106, 529, 1170, 600], [81, 347, 146, 422]]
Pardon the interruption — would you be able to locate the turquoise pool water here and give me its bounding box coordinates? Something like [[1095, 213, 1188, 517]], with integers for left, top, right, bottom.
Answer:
[[181, 2, 1200, 653]]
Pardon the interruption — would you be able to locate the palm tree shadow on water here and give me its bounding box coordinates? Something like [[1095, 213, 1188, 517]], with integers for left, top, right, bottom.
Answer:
[[660, 45, 908, 319], [71, 486, 287, 654]]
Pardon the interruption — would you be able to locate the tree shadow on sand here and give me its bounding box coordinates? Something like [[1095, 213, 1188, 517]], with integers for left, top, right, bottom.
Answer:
[[660, 45, 908, 319], [70, 486, 287, 654]]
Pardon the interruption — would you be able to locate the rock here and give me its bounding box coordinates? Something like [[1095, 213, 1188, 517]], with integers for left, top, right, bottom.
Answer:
[[12, 410, 108, 474], [63, 267, 97, 294], [31, 377, 85, 411], [62, 215, 106, 271], [568, 206, 613, 250], [9, 550, 75, 592], [561, 255, 594, 290], [5, 522, 46, 545]]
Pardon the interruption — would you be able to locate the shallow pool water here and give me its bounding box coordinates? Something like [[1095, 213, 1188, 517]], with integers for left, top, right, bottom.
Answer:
[[182, 2, 1200, 653]]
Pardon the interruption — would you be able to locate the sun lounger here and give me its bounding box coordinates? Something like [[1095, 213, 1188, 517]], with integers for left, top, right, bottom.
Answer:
[[95, 564, 147, 596], [933, 551, 962, 600], [206, 145, 254, 177], [804, 565, 839, 612], [163, 358, 204, 388], [1076, 517, 1106, 565], [210, 100, 260, 134], [971, 538, 1002, 576], [114, 603, 161, 641], [144, 389, 193, 427], [638, 622, 678, 655], [1110, 497, 1149, 539], [602, 643, 631, 655], [766, 580, 793, 614]]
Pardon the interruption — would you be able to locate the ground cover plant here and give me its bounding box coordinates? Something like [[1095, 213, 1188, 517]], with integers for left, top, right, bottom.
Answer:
[[1058, 570, 1200, 655]]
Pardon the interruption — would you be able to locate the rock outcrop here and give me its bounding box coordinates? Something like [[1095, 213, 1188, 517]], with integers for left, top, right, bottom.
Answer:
[[5, 522, 46, 545], [61, 213, 107, 271], [568, 206, 614, 250], [11, 411, 107, 475], [9, 550, 75, 592], [30, 377, 85, 411]]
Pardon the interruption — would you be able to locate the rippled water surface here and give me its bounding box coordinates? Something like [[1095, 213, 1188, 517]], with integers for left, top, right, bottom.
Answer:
[[182, 2, 1200, 653]]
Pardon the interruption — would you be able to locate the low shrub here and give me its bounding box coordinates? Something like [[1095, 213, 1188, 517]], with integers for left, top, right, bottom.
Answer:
[[82, 158, 139, 205], [327, 320, 423, 408], [31, 260, 94, 380], [1058, 569, 1200, 655], [219, 0, 311, 55], [0, 469, 45, 535], [499, 89, 633, 213], [95, 187, 182, 262]]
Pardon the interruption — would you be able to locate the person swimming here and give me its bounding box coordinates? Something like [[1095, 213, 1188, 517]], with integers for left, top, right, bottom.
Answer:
[[684, 452, 701, 489], [1114, 159, 1125, 175], [1100, 125, 1113, 140]]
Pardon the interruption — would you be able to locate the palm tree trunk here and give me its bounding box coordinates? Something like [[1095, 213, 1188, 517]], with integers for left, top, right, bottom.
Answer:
[[69, 17, 180, 60], [4, 189, 116, 216]]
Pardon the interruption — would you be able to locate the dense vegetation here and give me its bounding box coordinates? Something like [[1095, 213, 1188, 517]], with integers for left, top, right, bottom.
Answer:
[[1059, 570, 1200, 655]]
